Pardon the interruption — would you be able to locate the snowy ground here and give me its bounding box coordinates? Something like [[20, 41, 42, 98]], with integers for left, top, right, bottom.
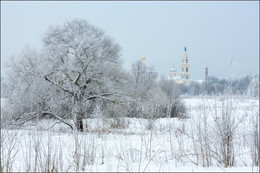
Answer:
[[1, 97, 259, 172]]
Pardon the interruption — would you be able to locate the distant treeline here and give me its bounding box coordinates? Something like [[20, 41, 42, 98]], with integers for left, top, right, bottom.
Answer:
[[179, 75, 259, 97]]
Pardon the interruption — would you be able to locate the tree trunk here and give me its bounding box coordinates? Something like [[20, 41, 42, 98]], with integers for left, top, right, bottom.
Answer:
[[74, 97, 84, 132], [76, 115, 83, 132]]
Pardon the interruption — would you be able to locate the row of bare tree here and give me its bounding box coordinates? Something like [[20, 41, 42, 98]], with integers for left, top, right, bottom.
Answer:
[[178, 75, 259, 97]]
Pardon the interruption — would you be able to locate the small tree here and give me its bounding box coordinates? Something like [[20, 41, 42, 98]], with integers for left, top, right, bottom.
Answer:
[[247, 75, 259, 98], [128, 60, 164, 119], [159, 78, 187, 119]]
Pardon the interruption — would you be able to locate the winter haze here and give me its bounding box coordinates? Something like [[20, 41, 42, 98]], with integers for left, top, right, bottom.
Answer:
[[1, 1, 259, 79], [1, 1, 259, 172]]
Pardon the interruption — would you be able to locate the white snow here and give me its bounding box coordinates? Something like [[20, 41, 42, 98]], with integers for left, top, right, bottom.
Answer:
[[1, 97, 259, 172]]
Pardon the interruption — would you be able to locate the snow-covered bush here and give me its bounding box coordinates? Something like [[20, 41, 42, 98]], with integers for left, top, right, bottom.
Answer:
[[159, 78, 187, 119]]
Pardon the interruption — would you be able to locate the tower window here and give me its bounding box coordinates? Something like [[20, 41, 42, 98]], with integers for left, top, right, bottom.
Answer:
[[186, 67, 188, 72], [186, 59, 188, 63], [182, 68, 184, 72], [186, 75, 189, 79], [182, 59, 184, 63]]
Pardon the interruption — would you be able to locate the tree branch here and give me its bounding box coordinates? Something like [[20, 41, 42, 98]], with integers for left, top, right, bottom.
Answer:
[[44, 76, 74, 95], [13, 111, 74, 130]]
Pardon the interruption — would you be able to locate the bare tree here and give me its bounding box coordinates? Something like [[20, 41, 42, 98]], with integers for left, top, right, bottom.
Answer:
[[159, 78, 187, 119], [249, 110, 259, 167], [247, 75, 259, 98], [4, 19, 125, 131], [130, 60, 156, 99], [3, 47, 55, 127], [42, 19, 124, 131], [128, 60, 166, 119]]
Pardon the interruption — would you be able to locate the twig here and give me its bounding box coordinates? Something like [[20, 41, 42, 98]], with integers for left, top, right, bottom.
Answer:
[[143, 149, 161, 172]]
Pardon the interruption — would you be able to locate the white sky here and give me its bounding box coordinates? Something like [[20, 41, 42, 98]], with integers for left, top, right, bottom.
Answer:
[[1, 1, 259, 80]]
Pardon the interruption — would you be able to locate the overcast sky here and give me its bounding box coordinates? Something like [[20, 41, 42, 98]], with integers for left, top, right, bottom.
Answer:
[[1, 1, 259, 80]]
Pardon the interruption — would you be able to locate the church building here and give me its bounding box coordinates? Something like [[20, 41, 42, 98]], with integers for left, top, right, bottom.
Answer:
[[169, 46, 191, 84]]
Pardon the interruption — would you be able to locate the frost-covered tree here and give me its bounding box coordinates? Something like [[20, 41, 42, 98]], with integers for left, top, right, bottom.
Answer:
[[187, 81, 202, 96], [3, 47, 53, 127], [247, 75, 259, 98], [42, 19, 124, 131], [131, 60, 156, 97], [159, 78, 187, 118], [127, 60, 166, 119], [4, 19, 125, 131]]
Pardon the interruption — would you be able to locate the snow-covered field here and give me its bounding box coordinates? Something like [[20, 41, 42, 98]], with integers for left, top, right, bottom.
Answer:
[[1, 97, 259, 172]]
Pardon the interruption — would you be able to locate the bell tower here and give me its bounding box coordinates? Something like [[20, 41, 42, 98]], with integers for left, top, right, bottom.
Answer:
[[181, 46, 190, 82]]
